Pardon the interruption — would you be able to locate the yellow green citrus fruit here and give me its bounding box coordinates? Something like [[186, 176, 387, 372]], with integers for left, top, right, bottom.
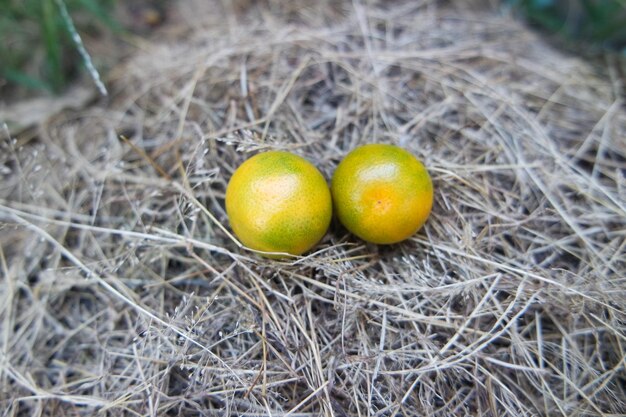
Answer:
[[225, 151, 332, 256], [331, 144, 433, 244]]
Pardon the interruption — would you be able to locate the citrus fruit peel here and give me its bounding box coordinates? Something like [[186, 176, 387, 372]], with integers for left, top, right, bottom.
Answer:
[[225, 151, 332, 257], [331, 143, 433, 244]]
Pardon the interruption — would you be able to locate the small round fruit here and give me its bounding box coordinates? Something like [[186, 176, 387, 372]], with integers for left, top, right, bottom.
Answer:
[[331, 144, 433, 244], [225, 151, 332, 256]]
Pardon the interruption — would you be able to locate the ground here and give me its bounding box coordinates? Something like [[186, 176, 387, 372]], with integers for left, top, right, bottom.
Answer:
[[1, 1, 625, 416]]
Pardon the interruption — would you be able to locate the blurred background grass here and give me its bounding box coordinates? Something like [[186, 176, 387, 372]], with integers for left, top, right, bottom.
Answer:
[[0, 0, 624, 97], [507, 0, 626, 51], [0, 0, 119, 95]]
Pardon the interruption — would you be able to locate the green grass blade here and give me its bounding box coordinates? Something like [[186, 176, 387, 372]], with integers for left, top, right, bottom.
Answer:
[[2, 67, 52, 91], [54, 0, 108, 96], [42, 0, 64, 91]]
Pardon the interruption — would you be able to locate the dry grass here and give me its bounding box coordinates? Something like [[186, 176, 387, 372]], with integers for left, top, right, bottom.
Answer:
[[1, 1, 625, 416]]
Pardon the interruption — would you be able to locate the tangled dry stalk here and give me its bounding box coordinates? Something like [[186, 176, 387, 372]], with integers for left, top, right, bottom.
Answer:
[[1, 1, 625, 415]]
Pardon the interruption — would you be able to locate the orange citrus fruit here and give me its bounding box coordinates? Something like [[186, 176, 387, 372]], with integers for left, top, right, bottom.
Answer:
[[225, 151, 332, 256], [331, 144, 433, 244]]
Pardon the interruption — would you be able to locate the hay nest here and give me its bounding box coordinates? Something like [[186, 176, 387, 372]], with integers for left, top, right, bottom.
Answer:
[[1, 1, 625, 415]]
